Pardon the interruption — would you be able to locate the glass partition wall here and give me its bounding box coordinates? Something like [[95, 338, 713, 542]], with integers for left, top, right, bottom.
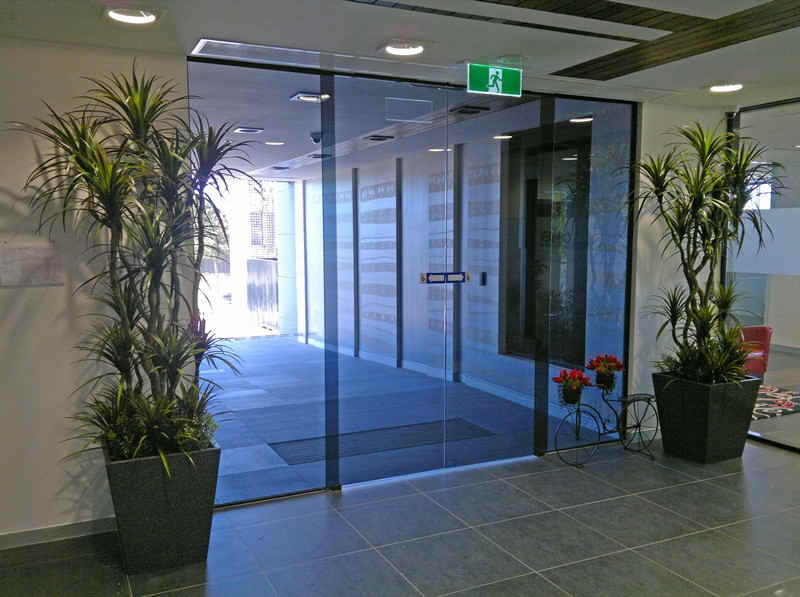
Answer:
[[730, 103, 800, 451], [188, 60, 635, 504]]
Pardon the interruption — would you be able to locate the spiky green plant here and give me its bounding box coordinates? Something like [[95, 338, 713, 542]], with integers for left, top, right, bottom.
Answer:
[[635, 123, 779, 383], [15, 66, 251, 472]]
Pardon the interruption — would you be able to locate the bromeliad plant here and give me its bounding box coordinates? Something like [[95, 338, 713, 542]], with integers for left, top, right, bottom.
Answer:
[[18, 67, 254, 471], [634, 123, 778, 384]]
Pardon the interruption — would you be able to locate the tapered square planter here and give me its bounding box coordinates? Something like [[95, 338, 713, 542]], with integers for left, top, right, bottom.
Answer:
[[652, 373, 760, 464], [104, 446, 220, 574]]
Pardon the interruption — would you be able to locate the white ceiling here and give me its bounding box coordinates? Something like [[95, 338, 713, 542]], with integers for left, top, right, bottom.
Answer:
[[1, 0, 798, 107]]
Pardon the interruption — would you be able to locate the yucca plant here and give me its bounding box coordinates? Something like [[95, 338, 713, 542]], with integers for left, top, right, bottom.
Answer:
[[634, 123, 778, 384], [16, 66, 251, 473]]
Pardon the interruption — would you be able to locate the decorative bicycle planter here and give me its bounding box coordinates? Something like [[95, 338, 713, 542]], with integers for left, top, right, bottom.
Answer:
[[553, 356, 660, 467]]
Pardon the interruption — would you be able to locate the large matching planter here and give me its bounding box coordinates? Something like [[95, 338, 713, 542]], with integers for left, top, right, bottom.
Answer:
[[652, 373, 760, 463], [104, 446, 220, 574]]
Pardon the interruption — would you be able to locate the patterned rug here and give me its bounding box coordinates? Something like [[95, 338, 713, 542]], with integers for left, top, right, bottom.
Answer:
[[753, 385, 800, 420]]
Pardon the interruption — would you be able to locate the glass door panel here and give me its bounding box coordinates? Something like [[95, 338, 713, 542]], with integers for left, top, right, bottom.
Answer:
[[323, 75, 450, 485], [188, 62, 326, 504]]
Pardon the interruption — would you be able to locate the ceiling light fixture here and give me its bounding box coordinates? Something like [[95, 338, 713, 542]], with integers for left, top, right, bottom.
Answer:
[[105, 8, 158, 25], [562, 155, 578, 161], [709, 83, 743, 93], [493, 135, 513, 140], [264, 141, 285, 146], [569, 116, 593, 124], [290, 92, 331, 103], [233, 127, 264, 134], [428, 148, 452, 152], [382, 41, 425, 57]]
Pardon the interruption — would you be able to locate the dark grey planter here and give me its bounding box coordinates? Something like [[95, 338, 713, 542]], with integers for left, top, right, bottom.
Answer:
[[652, 373, 760, 463], [104, 446, 220, 574]]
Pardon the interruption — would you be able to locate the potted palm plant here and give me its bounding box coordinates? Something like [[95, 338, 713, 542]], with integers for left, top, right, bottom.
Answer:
[[634, 123, 776, 463], [18, 68, 253, 572]]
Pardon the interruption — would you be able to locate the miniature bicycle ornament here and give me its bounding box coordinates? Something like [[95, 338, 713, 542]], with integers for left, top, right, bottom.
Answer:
[[554, 355, 659, 467]]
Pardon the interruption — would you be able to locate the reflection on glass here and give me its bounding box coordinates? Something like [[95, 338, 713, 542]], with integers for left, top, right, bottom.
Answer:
[[190, 58, 636, 501], [731, 103, 800, 450]]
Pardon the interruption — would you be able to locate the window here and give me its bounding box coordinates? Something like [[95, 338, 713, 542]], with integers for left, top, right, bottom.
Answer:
[[745, 182, 771, 210]]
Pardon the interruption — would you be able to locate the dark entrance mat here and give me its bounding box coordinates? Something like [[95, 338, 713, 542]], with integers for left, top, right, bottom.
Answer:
[[753, 385, 800, 420], [270, 418, 493, 465]]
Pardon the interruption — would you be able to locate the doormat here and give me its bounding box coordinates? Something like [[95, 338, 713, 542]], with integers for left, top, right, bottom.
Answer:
[[270, 418, 493, 465], [753, 385, 800, 420]]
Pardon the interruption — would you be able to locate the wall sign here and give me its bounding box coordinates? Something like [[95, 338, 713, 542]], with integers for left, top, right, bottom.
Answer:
[[467, 63, 523, 97]]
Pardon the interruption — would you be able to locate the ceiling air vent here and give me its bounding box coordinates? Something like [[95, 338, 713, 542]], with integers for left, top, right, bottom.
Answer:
[[271, 166, 290, 171], [365, 134, 395, 142], [450, 105, 491, 116]]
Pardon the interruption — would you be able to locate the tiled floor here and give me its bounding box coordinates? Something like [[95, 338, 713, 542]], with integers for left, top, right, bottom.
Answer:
[[208, 336, 542, 504], [3, 439, 800, 596]]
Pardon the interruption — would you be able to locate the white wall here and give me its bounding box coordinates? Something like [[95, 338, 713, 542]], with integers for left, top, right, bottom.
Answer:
[[0, 37, 185, 539], [628, 103, 726, 393]]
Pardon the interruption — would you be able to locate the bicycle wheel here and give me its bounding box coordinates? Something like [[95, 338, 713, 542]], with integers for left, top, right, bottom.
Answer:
[[555, 406, 601, 467], [621, 398, 659, 451]]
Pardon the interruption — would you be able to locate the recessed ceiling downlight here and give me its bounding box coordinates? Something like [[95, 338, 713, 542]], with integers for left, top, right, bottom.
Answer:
[[234, 127, 264, 134], [493, 135, 513, 140], [106, 8, 157, 25], [382, 42, 424, 57], [569, 116, 593, 124], [709, 83, 743, 93], [290, 92, 331, 103], [264, 141, 285, 146]]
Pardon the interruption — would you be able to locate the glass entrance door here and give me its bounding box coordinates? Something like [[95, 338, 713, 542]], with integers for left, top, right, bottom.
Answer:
[[188, 57, 636, 503]]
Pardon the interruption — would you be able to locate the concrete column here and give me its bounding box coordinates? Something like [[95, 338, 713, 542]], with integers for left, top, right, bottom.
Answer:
[[276, 182, 297, 337]]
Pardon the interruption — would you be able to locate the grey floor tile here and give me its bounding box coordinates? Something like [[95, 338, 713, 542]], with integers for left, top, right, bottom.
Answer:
[[542, 550, 710, 596], [157, 572, 276, 596], [129, 528, 261, 595], [0, 556, 128, 597], [583, 456, 696, 493], [646, 439, 800, 480], [267, 550, 418, 597], [328, 480, 419, 510], [745, 576, 800, 596], [640, 479, 766, 526], [711, 466, 800, 511], [636, 529, 800, 595], [219, 444, 287, 476], [380, 529, 529, 596], [409, 467, 496, 492], [565, 495, 703, 547], [427, 480, 550, 525], [212, 492, 334, 531], [507, 467, 624, 508], [719, 509, 800, 566], [236, 510, 368, 571], [483, 456, 562, 479], [448, 572, 568, 596], [479, 511, 623, 571], [339, 493, 464, 545], [215, 467, 318, 505]]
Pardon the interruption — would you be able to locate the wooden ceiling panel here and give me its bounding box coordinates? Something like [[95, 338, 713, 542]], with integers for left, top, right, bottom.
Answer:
[[553, 0, 800, 80], [482, 0, 710, 31]]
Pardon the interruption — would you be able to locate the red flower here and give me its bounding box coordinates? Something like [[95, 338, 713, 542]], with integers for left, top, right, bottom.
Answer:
[[553, 368, 592, 391], [586, 353, 624, 374]]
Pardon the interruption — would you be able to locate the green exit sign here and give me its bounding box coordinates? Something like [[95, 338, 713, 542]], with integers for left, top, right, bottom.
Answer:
[[467, 63, 523, 97]]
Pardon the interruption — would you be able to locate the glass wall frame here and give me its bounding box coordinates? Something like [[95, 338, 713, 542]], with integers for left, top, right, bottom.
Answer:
[[729, 101, 800, 452], [188, 56, 638, 502]]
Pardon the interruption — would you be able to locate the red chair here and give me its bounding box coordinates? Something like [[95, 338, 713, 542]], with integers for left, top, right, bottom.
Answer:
[[741, 326, 773, 377]]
